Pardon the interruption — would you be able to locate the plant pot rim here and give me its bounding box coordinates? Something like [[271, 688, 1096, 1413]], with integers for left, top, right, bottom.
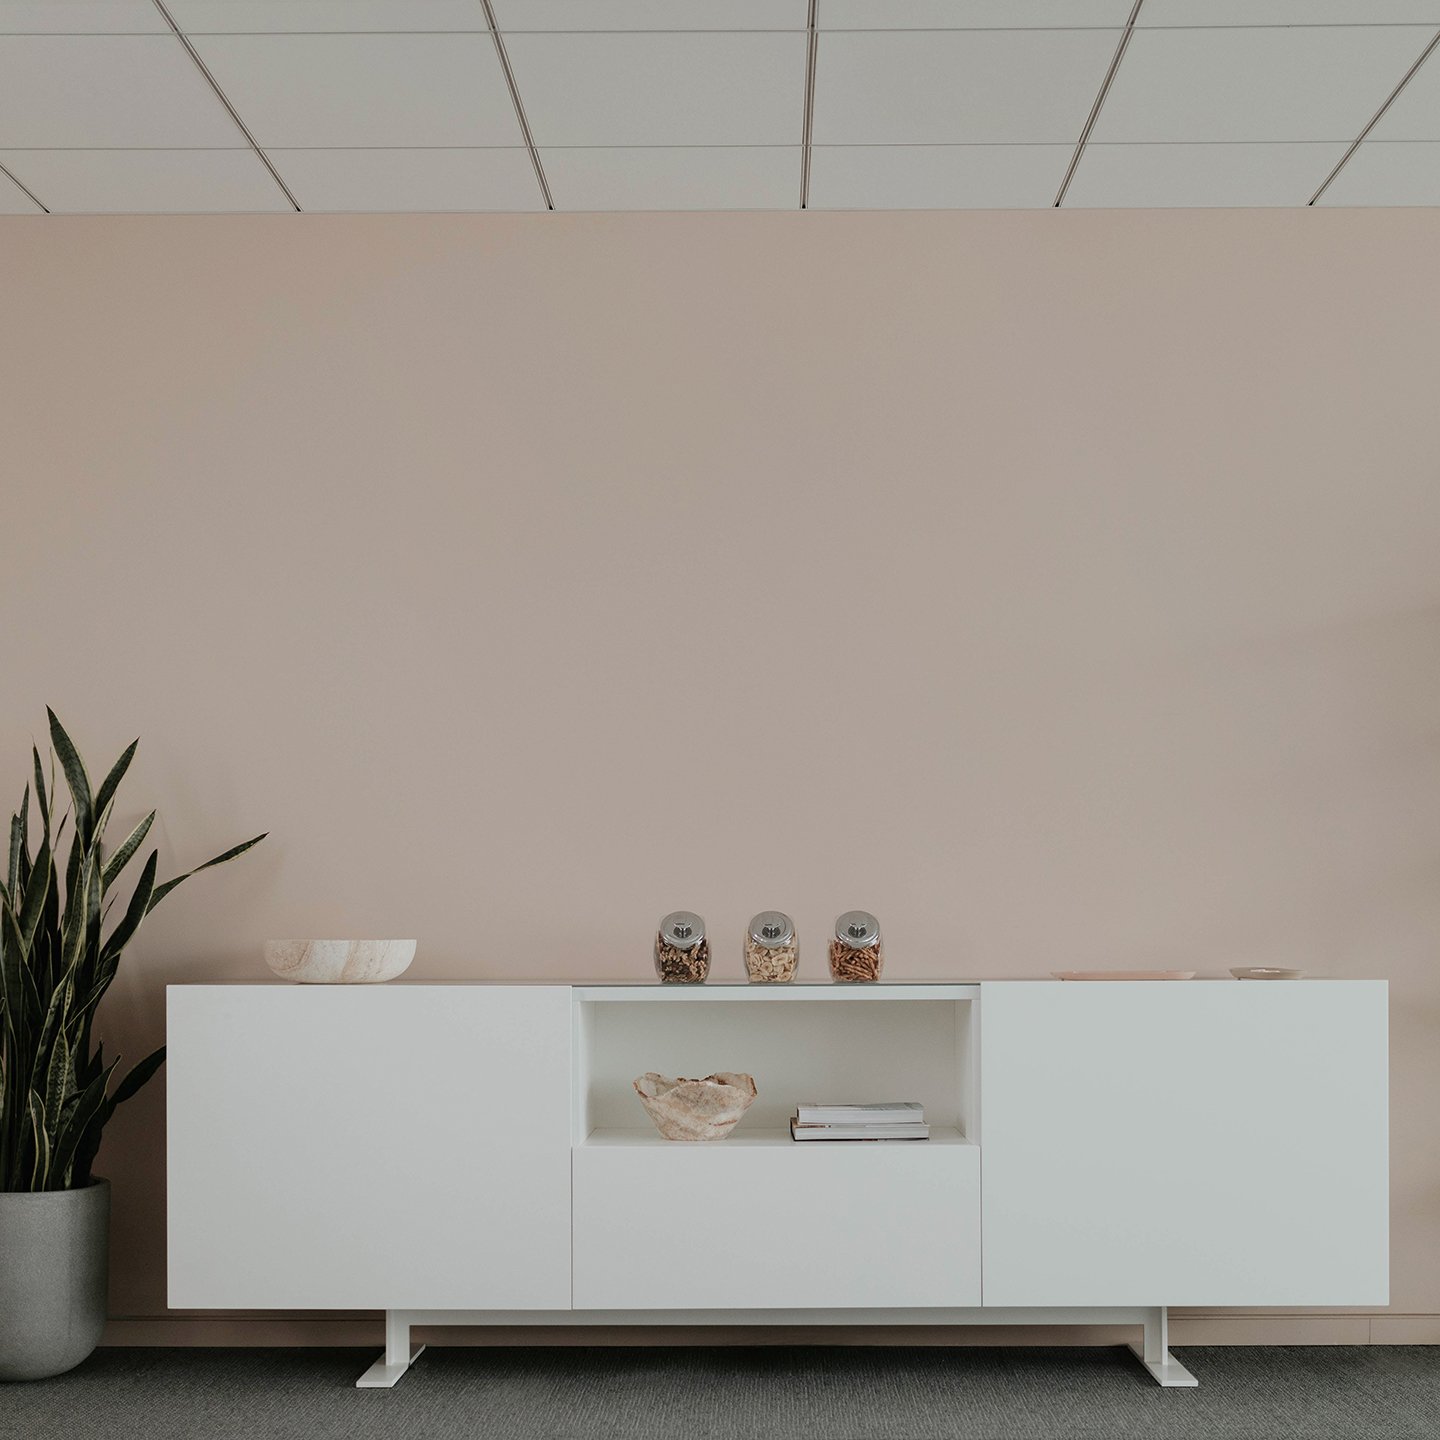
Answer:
[[0, 1177, 109, 1202]]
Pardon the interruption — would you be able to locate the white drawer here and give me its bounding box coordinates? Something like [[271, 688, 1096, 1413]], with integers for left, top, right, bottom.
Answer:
[[573, 1130, 980, 1310]]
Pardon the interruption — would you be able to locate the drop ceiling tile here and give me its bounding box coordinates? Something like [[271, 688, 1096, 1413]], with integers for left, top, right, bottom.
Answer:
[[271, 147, 544, 210], [1368, 44, 1440, 138], [541, 144, 799, 208], [1318, 140, 1440, 202], [1091, 25, 1433, 142], [819, 2, 1134, 27], [167, 2, 488, 32], [505, 32, 806, 146], [813, 28, 1119, 145], [0, 2, 167, 32], [809, 143, 1073, 207], [1139, 2, 1440, 24], [0, 148, 291, 211], [1065, 141, 1346, 206], [493, 1, 808, 29], [0, 36, 243, 146], [191, 33, 523, 148], [0, 165, 41, 211]]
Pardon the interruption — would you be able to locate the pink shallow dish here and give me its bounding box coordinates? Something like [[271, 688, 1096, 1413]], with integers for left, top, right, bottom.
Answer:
[[1052, 970, 1196, 981]]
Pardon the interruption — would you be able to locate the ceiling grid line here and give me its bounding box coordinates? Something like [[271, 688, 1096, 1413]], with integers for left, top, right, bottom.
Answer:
[[1309, 28, 1440, 205], [0, 158, 48, 211], [1053, 0, 1146, 208], [149, 0, 301, 211], [800, 0, 818, 209], [479, 0, 553, 211]]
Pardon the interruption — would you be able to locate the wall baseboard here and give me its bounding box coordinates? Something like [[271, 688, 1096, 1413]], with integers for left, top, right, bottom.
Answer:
[[102, 1314, 1439, 1348]]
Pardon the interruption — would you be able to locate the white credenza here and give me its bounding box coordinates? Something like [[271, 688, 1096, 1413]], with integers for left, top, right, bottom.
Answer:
[[167, 981, 1388, 1389]]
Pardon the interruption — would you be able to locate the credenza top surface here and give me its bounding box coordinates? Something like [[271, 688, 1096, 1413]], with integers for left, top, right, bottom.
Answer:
[[166, 978, 1384, 992]]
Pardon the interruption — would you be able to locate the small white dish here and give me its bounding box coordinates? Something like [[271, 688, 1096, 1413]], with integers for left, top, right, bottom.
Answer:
[[1230, 966, 1303, 981]]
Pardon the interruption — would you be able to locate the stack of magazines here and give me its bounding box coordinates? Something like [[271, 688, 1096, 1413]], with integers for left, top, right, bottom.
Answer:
[[789, 1102, 928, 1141]]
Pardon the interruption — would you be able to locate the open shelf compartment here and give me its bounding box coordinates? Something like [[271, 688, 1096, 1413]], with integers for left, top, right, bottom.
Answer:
[[572, 984, 979, 1147]]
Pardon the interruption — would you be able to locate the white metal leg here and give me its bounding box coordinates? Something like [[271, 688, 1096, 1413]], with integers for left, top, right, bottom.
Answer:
[[349, 1306, 1196, 1390], [356, 1310, 426, 1388], [1128, 1307, 1198, 1388]]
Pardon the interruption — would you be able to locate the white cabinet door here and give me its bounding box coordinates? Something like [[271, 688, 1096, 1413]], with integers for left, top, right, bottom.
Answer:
[[979, 981, 1388, 1307], [168, 985, 572, 1310]]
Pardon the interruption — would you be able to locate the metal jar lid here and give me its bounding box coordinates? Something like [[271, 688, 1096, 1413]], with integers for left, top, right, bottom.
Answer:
[[748, 911, 795, 949], [659, 911, 706, 950], [834, 910, 880, 949]]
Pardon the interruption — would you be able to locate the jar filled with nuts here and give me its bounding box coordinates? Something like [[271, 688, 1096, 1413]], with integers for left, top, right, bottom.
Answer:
[[744, 911, 799, 984], [829, 910, 883, 983], [654, 911, 710, 984]]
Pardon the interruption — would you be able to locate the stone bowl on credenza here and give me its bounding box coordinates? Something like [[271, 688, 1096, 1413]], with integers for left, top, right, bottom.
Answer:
[[263, 939, 416, 984]]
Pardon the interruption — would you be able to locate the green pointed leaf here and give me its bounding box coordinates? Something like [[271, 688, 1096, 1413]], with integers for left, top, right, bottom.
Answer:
[[32, 746, 49, 839], [28, 1092, 50, 1190], [8, 805, 22, 897], [101, 811, 154, 892], [47, 709, 93, 848], [16, 837, 50, 951], [43, 1025, 74, 1129], [63, 822, 83, 922], [110, 1045, 165, 1109], [92, 739, 137, 833], [58, 851, 93, 979], [101, 850, 156, 963], [84, 846, 102, 955], [148, 833, 267, 913], [0, 900, 26, 1044], [31, 963, 75, 1082], [48, 1063, 113, 1189]]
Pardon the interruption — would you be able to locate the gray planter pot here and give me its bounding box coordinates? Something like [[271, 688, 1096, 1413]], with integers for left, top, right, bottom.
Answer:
[[0, 1179, 109, 1382]]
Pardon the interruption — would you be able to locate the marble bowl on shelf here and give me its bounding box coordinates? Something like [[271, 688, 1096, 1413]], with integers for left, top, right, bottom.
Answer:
[[263, 939, 416, 984], [633, 1072, 757, 1141]]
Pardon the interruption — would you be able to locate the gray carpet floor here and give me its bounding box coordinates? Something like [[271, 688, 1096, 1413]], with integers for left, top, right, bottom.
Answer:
[[2, 1346, 1437, 1440]]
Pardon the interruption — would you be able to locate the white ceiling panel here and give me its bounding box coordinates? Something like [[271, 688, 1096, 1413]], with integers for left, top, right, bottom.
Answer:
[[542, 145, 799, 209], [271, 147, 544, 210], [1368, 46, 1440, 138], [169, 2, 489, 31], [1092, 26, 1433, 142], [0, 2, 167, 32], [1319, 140, 1440, 203], [813, 29, 1119, 145], [505, 32, 806, 146], [0, 35, 243, 147], [0, 148, 291, 211], [191, 34, 523, 148], [0, 165, 41, 211], [1139, 2, 1440, 24], [493, 1, 808, 30], [809, 143, 1072, 208], [1065, 141, 1345, 207], [819, 2, 1134, 28]]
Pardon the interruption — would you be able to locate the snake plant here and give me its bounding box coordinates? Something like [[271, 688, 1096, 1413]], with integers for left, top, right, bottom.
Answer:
[[0, 709, 264, 1191]]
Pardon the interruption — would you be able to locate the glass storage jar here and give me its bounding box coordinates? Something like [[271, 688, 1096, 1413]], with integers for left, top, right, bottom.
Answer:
[[654, 911, 710, 983], [829, 910, 883, 983], [744, 911, 799, 984]]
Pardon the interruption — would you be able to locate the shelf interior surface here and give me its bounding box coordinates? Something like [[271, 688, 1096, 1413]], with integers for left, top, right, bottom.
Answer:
[[580, 1125, 972, 1148], [575, 996, 975, 1138]]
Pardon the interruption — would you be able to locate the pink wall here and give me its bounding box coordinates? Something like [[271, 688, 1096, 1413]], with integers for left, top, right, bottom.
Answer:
[[2, 209, 1438, 1343]]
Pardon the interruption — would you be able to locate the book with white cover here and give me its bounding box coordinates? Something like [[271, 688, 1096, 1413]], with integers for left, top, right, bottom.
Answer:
[[794, 1102, 924, 1125], [790, 1119, 930, 1141]]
